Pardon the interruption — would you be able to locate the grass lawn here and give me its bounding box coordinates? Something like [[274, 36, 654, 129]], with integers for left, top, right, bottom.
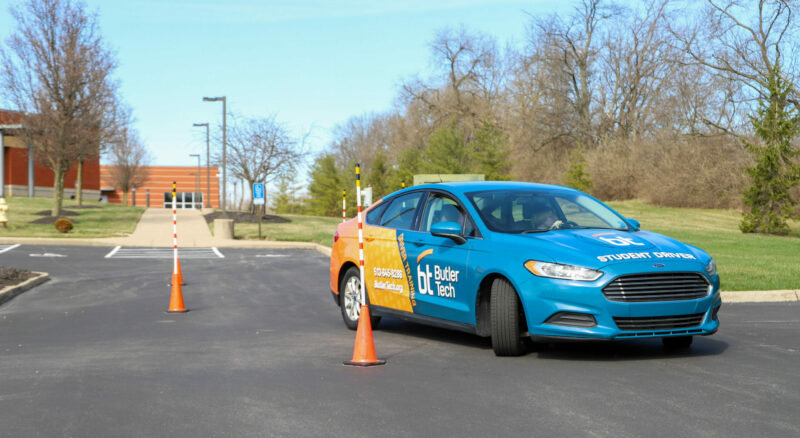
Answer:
[[0, 196, 145, 238], [211, 214, 341, 247], [608, 200, 800, 291], [216, 201, 799, 291]]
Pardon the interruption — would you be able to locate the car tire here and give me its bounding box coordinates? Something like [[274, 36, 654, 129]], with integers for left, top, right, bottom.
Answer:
[[662, 335, 693, 349], [490, 278, 526, 356], [339, 266, 381, 331]]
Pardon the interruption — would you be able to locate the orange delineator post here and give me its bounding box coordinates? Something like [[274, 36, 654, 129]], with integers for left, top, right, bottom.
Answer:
[[168, 181, 188, 313], [344, 163, 385, 367]]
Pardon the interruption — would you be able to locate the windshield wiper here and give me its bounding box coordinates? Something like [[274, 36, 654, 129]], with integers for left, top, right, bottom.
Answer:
[[520, 229, 550, 234]]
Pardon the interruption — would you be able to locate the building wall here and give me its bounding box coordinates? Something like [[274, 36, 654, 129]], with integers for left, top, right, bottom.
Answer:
[[4, 147, 100, 189], [99, 165, 220, 208], [3, 143, 101, 196]]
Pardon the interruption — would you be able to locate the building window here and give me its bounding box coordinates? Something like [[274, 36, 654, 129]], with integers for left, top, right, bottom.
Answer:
[[163, 192, 203, 209]]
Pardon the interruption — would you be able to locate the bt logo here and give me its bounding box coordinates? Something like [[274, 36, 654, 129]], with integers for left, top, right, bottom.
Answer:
[[417, 264, 459, 298], [598, 236, 645, 247]]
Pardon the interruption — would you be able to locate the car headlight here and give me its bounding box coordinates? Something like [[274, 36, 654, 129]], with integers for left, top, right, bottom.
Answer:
[[524, 261, 603, 281], [705, 258, 717, 277]]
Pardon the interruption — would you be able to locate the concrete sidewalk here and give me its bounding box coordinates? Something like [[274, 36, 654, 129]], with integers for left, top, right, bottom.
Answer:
[[0, 208, 332, 254], [123, 208, 214, 247]]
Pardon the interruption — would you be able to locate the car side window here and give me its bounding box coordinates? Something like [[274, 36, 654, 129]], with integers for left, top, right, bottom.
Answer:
[[420, 193, 478, 237], [380, 192, 423, 229]]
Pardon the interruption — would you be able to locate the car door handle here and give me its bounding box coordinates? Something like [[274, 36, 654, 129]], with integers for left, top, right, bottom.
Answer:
[[365, 237, 376, 242]]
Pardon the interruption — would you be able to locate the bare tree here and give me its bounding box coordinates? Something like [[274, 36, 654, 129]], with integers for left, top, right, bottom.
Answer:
[[106, 127, 149, 206], [402, 26, 502, 132], [670, 0, 799, 132], [597, 0, 680, 139], [0, 0, 119, 216], [220, 114, 304, 211]]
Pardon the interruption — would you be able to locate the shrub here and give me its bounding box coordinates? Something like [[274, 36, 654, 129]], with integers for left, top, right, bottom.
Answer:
[[54, 217, 73, 233]]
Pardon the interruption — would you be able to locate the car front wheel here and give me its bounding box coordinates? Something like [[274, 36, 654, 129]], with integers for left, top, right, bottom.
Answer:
[[490, 278, 526, 356]]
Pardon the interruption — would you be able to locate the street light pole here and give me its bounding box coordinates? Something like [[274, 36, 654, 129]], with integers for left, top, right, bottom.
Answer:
[[192, 122, 211, 208], [202, 96, 226, 211], [189, 154, 201, 209]]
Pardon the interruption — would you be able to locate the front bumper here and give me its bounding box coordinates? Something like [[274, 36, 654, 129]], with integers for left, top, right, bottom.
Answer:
[[519, 261, 721, 340]]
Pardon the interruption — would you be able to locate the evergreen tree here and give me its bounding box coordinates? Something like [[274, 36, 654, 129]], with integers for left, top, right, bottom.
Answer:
[[470, 120, 512, 180], [307, 154, 344, 216], [421, 123, 470, 174], [739, 71, 800, 235], [366, 152, 396, 199], [396, 148, 423, 188], [563, 147, 595, 193], [273, 175, 293, 214]]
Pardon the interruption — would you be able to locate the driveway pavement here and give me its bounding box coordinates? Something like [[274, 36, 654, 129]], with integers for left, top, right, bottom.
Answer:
[[0, 245, 798, 437]]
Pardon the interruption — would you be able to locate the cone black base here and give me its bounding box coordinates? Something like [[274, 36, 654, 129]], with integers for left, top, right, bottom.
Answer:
[[165, 309, 189, 314], [343, 359, 386, 367]]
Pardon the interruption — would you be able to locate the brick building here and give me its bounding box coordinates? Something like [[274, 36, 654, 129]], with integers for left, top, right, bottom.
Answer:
[[0, 109, 101, 199], [99, 165, 220, 208], [2, 109, 220, 208]]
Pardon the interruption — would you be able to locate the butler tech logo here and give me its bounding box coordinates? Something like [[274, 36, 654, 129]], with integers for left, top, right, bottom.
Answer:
[[416, 249, 460, 299]]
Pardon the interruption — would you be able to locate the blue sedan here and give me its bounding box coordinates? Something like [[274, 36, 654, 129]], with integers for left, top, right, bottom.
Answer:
[[330, 181, 721, 356]]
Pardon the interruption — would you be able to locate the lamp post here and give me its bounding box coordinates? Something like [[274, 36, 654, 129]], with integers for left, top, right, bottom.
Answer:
[[202, 96, 226, 211], [189, 154, 201, 209], [192, 122, 211, 208]]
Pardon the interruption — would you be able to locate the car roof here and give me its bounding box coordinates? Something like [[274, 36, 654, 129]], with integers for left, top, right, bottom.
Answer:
[[383, 181, 581, 200]]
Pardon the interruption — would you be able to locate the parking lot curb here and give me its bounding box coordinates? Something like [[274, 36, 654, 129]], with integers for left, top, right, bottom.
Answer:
[[721, 290, 800, 303], [0, 272, 50, 307]]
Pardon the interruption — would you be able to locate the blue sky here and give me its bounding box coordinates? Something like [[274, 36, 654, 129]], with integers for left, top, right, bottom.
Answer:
[[0, 0, 576, 172]]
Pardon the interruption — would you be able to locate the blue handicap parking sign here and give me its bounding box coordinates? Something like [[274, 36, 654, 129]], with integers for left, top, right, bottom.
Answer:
[[253, 183, 265, 205]]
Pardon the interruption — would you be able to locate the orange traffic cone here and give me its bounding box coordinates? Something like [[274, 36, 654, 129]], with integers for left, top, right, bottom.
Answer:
[[167, 273, 188, 313], [344, 305, 386, 367], [169, 258, 185, 286], [176, 258, 185, 285]]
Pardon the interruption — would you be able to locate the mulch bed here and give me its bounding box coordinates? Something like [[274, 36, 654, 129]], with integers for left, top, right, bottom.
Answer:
[[203, 211, 291, 224], [29, 216, 75, 225], [0, 266, 33, 289], [35, 210, 78, 216]]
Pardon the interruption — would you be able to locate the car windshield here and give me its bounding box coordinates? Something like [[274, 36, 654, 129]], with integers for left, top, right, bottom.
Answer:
[[465, 189, 630, 234]]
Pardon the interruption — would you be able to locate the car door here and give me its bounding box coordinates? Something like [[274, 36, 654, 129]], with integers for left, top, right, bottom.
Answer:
[[362, 191, 425, 314], [404, 191, 477, 325]]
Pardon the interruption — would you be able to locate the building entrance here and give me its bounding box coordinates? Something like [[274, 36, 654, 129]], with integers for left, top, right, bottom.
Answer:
[[163, 192, 203, 209]]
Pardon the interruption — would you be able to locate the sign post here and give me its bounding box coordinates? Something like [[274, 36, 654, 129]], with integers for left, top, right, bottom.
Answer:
[[253, 182, 265, 240]]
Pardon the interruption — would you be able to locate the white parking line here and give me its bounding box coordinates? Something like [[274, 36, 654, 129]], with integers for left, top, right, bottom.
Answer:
[[0, 244, 21, 254], [104, 246, 121, 258], [107, 247, 224, 259]]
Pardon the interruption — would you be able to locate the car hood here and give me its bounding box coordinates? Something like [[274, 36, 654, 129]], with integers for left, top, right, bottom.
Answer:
[[499, 229, 709, 269]]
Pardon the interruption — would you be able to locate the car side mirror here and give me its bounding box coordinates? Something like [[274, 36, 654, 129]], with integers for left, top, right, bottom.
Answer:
[[430, 221, 467, 244], [626, 218, 640, 230]]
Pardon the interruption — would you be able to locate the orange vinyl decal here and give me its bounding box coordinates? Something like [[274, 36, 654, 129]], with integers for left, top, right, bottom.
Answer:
[[363, 225, 414, 313], [416, 249, 434, 264]]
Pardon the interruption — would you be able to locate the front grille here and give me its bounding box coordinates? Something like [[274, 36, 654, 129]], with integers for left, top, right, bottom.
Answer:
[[603, 272, 709, 302], [614, 313, 705, 331]]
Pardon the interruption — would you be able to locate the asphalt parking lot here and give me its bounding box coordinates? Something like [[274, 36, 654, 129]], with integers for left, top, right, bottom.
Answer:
[[1, 245, 799, 437]]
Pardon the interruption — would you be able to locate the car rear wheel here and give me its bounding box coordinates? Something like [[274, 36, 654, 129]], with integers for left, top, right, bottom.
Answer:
[[340, 266, 381, 330], [662, 335, 693, 349], [490, 278, 526, 356]]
